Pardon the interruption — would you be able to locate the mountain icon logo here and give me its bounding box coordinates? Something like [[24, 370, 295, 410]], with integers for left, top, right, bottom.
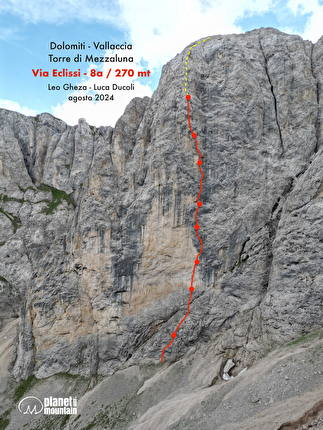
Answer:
[[18, 396, 44, 415]]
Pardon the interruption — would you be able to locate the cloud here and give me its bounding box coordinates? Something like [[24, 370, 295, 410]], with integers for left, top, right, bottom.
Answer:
[[287, 0, 323, 42], [287, 0, 318, 14], [51, 52, 152, 127], [0, 99, 37, 116], [2, 0, 276, 128], [303, 7, 323, 42], [2, 0, 322, 64], [0, 26, 21, 41], [49, 0, 275, 127], [5, 0, 321, 128], [118, 0, 274, 70], [52, 81, 152, 127], [2, 0, 273, 68]]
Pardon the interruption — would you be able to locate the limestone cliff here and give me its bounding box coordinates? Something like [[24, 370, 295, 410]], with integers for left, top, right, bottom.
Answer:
[[1, 27, 323, 386]]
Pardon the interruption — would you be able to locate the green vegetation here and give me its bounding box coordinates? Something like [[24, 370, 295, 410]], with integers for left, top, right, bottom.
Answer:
[[237, 256, 249, 266], [89, 125, 96, 136], [0, 184, 73, 218], [0, 242, 5, 246], [83, 422, 96, 430], [231, 255, 249, 273], [286, 329, 322, 347], [18, 185, 35, 193], [90, 125, 103, 137], [38, 184, 73, 215], [13, 375, 37, 402], [27, 415, 68, 430], [0, 410, 10, 430], [79, 393, 139, 430], [34, 115, 40, 122], [0, 208, 21, 233], [60, 415, 69, 427], [54, 372, 80, 379], [5, 373, 89, 430], [0, 276, 8, 283], [0, 194, 25, 204]]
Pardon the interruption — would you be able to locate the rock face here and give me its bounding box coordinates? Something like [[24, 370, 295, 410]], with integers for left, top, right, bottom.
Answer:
[[1, 27, 323, 381]]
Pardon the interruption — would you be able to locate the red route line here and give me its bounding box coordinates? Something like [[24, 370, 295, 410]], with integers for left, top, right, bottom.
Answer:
[[161, 93, 204, 362]]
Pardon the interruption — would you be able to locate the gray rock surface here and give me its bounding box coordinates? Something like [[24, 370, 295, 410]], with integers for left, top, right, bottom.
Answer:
[[0, 27, 323, 410], [2, 324, 323, 430]]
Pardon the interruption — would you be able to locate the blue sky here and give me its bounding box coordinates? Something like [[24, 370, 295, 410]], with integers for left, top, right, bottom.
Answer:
[[0, 0, 322, 127]]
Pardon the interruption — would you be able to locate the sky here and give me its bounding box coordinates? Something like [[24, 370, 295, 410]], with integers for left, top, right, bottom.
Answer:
[[0, 0, 322, 128]]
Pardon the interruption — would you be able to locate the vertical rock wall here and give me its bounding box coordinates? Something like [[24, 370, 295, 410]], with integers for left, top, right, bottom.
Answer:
[[0, 28, 323, 380]]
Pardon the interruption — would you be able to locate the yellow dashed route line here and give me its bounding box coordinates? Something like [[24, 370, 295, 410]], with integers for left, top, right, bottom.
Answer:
[[184, 37, 210, 93]]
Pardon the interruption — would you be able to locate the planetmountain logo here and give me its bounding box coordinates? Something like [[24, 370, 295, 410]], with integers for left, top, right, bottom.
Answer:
[[18, 397, 43, 415], [18, 396, 77, 415]]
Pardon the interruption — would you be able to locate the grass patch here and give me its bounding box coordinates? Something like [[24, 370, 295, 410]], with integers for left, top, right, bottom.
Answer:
[[54, 372, 80, 379], [237, 256, 249, 267], [38, 184, 73, 215], [83, 421, 96, 430], [89, 125, 96, 136], [28, 415, 65, 430], [0, 410, 10, 430], [13, 375, 37, 402], [18, 185, 35, 193], [89, 125, 103, 137], [0, 195, 25, 204], [0, 209, 21, 233], [286, 330, 321, 347], [81, 394, 138, 430], [230, 255, 249, 273], [0, 421, 9, 430], [60, 415, 70, 427]]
